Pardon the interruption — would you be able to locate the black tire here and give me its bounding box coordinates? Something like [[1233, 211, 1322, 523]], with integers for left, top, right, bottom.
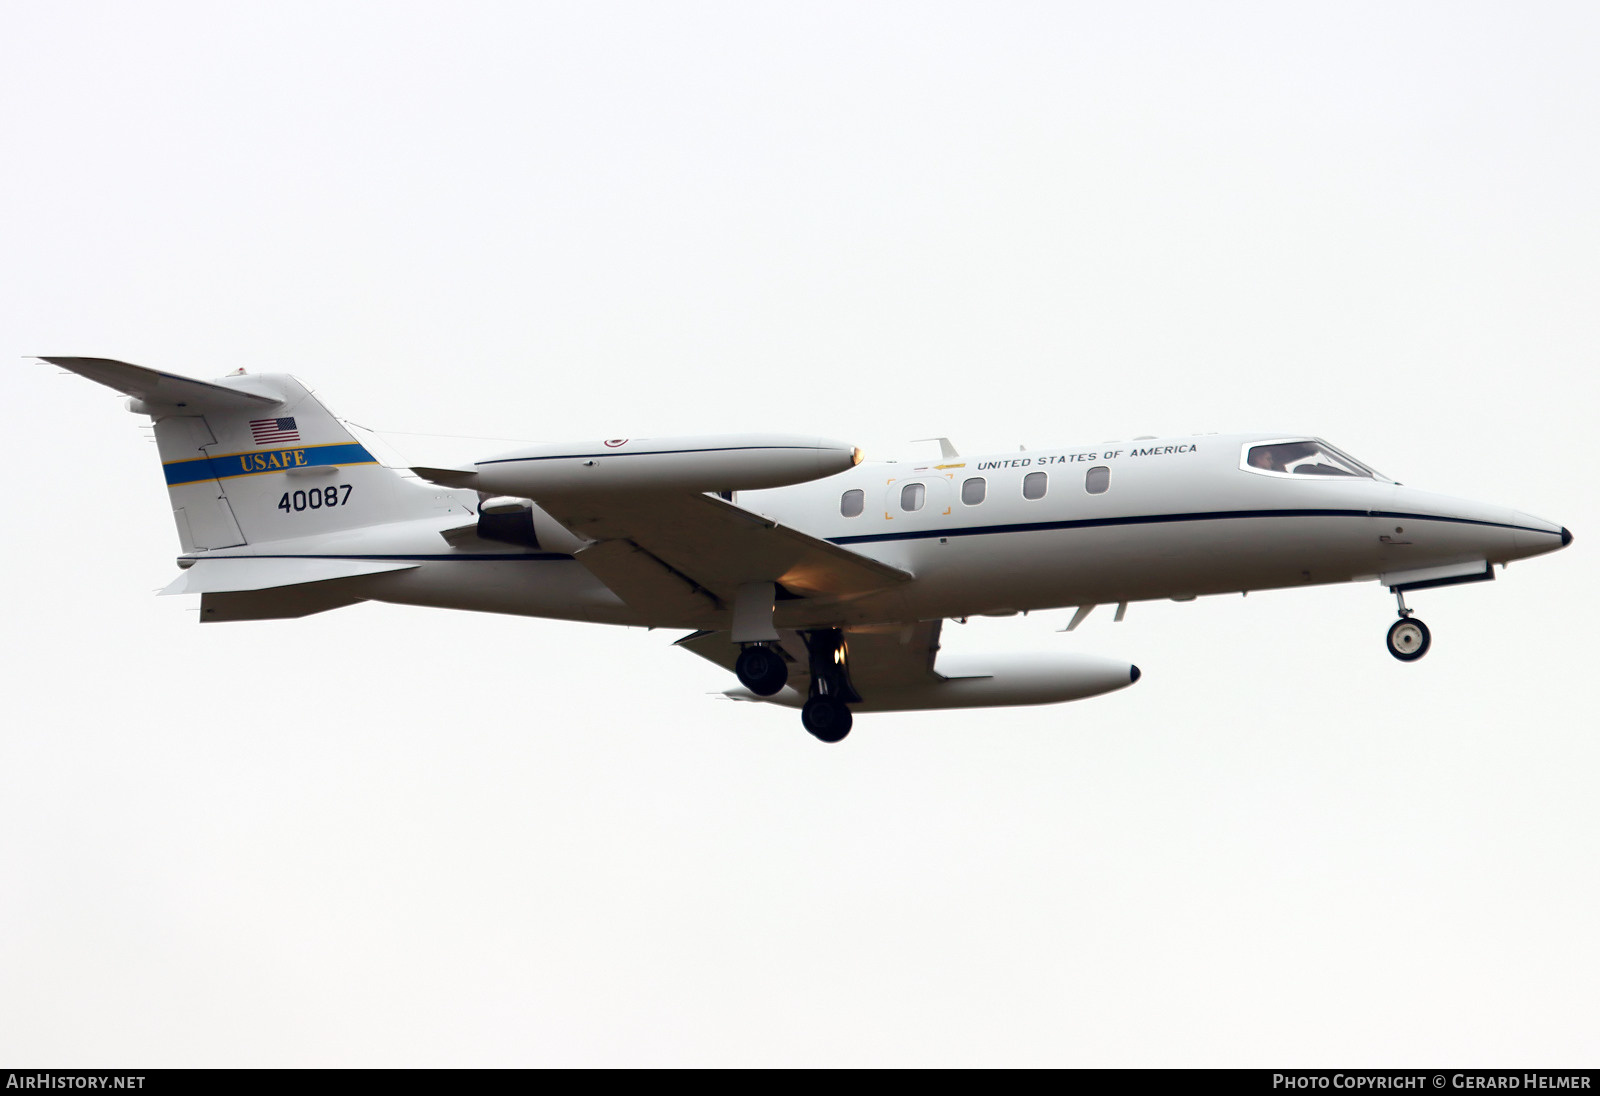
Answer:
[[801, 696, 853, 743], [1386, 617, 1431, 662], [735, 645, 788, 696]]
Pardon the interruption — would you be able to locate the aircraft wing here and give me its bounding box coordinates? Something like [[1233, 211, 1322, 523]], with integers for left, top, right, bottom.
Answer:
[[552, 491, 911, 611], [407, 463, 913, 618], [677, 619, 946, 693]]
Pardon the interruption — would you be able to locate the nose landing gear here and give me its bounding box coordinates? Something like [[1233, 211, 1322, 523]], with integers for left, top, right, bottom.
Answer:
[[1385, 590, 1431, 662]]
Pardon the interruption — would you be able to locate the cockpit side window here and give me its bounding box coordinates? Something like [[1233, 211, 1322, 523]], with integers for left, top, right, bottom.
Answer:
[[1242, 439, 1381, 480]]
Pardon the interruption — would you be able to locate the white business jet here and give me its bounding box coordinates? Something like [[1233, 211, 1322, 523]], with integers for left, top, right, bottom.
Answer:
[[47, 357, 1571, 743]]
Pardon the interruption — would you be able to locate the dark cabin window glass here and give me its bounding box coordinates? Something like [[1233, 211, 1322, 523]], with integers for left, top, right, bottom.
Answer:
[[900, 482, 925, 512], [961, 477, 986, 505], [1085, 466, 1110, 494], [840, 488, 864, 517], [1022, 471, 1047, 500]]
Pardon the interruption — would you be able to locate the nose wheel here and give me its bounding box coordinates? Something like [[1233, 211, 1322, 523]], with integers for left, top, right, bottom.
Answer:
[[1385, 589, 1431, 662], [1386, 616, 1431, 661]]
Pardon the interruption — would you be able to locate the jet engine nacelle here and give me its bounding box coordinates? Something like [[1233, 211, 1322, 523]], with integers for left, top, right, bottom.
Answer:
[[733, 652, 1141, 712], [472, 433, 861, 497]]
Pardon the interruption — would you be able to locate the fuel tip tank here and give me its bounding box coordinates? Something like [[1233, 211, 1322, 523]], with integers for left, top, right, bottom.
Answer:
[[732, 652, 1140, 712]]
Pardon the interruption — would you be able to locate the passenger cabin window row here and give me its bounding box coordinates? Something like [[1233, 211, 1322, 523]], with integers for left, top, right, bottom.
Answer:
[[840, 466, 1114, 516]]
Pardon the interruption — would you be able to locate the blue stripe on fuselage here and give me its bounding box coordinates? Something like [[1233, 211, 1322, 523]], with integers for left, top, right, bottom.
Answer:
[[163, 443, 377, 486], [826, 508, 1546, 546]]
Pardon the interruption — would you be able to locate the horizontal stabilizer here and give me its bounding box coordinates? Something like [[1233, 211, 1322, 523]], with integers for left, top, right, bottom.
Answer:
[[40, 357, 282, 409], [160, 556, 419, 595], [200, 586, 366, 622]]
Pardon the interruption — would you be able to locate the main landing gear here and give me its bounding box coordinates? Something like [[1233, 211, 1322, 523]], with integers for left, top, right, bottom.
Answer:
[[730, 624, 858, 743], [1385, 589, 1431, 662], [801, 695, 853, 743], [799, 628, 858, 744], [735, 644, 788, 696]]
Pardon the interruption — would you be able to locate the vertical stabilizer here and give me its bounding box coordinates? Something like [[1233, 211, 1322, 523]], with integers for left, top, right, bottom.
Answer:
[[45, 358, 462, 551]]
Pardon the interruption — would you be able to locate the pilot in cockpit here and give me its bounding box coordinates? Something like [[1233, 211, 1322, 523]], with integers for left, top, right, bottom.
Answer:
[[1247, 442, 1316, 472], [1246, 440, 1369, 477]]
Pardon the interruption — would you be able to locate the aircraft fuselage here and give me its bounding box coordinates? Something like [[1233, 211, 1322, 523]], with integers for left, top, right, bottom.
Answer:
[[345, 431, 1567, 630]]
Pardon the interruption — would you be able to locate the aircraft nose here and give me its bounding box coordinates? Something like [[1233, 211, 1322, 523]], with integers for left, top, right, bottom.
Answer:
[[1512, 512, 1570, 557]]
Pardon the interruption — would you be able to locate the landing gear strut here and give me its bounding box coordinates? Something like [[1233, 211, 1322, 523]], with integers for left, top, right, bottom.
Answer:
[[735, 644, 788, 696], [799, 628, 858, 743], [1386, 589, 1431, 662]]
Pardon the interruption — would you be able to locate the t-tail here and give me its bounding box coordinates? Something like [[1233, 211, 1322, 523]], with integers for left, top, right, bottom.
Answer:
[[45, 357, 478, 621], [45, 357, 450, 550]]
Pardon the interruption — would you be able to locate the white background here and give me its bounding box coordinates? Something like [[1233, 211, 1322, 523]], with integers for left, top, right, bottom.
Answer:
[[2, 1, 1595, 1067]]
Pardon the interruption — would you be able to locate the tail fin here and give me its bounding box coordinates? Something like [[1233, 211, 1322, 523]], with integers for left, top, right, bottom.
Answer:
[[46, 357, 450, 550]]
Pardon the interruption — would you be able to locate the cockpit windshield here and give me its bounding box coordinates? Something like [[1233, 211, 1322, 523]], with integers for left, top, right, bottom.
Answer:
[[1242, 439, 1386, 480]]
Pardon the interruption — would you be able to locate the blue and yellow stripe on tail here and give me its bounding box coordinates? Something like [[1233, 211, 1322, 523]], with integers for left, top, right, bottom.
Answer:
[[164, 443, 378, 486]]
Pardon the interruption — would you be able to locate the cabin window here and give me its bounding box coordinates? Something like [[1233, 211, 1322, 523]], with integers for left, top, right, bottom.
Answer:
[[1085, 466, 1110, 494], [840, 488, 864, 517], [1022, 471, 1047, 500], [961, 477, 986, 505], [1243, 439, 1379, 479], [900, 482, 926, 512]]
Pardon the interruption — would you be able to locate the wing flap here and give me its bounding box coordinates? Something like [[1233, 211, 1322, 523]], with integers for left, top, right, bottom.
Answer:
[[836, 620, 946, 687], [575, 540, 720, 621]]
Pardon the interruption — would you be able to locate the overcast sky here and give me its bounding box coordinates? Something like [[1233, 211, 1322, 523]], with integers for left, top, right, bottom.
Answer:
[[3, 0, 1596, 1067]]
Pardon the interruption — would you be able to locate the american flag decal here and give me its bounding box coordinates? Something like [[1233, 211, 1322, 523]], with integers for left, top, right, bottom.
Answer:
[[250, 417, 300, 445]]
